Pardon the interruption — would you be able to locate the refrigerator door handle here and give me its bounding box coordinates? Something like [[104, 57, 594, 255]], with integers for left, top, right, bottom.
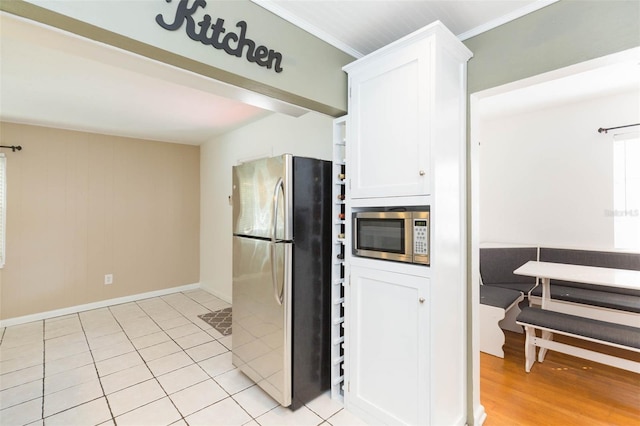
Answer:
[[271, 178, 284, 305], [270, 243, 284, 306]]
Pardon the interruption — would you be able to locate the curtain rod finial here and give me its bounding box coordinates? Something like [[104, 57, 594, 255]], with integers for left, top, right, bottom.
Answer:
[[0, 145, 23, 152], [598, 123, 639, 134]]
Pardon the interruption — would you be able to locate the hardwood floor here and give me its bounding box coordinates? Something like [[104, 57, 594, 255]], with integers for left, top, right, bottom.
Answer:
[[481, 330, 640, 425]]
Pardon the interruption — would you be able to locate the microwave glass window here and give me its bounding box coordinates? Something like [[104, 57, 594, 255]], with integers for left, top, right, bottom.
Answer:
[[357, 219, 405, 254]]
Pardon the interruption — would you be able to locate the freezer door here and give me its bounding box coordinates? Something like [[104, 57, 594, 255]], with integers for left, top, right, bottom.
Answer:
[[232, 235, 292, 406], [232, 155, 292, 240]]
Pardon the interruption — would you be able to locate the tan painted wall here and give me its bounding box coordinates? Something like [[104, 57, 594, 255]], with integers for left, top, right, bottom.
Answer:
[[0, 122, 200, 320]]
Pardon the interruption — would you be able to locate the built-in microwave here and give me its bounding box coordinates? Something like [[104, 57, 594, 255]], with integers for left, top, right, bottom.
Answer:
[[353, 210, 430, 265]]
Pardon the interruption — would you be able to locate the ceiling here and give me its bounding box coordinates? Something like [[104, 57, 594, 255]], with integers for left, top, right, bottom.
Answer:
[[253, 0, 555, 58], [0, 12, 272, 145], [1, 0, 636, 145]]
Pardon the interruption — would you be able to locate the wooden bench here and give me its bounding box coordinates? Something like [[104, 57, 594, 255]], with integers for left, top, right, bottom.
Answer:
[[516, 306, 640, 373], [480, 286, 524, 358]]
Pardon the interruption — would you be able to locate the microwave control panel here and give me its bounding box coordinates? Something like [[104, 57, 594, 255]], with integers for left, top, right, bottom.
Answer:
[[413, 219, 429, 255]]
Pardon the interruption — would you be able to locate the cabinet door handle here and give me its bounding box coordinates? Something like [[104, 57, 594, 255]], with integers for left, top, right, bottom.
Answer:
[[419, 170, 426, 176], [419, 297, 425, 303]]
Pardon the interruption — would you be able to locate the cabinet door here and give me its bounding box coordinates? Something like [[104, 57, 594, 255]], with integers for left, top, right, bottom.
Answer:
[[348, 38, 432, 199], [348, 266, 429, 425]]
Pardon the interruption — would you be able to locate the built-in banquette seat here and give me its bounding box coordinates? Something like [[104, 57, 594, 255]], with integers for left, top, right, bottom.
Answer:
[[480, 247, 538, 294], [479, 285, 524, 358], [479, 247, 538, 357]]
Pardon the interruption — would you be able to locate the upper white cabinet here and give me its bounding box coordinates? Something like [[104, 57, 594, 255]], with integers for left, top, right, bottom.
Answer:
[[346, 39, 430, 199], [344, 21, 472, 203]]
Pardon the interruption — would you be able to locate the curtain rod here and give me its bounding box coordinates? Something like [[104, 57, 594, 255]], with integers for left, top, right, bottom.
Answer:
[[597, 123, 640, 134], [0, 145, 22, 152]]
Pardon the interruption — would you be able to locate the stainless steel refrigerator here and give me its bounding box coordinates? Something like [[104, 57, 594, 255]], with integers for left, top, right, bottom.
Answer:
[[231, 154, 332, 409]]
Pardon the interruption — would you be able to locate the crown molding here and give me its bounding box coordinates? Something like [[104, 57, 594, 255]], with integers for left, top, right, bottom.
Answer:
[[456, 0, 560, 41], [251, 0, 364, 58]]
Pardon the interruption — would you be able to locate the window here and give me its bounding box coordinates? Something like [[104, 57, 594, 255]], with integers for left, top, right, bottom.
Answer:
[[0, 153, 5, 267], [613, 133, 640, 249]]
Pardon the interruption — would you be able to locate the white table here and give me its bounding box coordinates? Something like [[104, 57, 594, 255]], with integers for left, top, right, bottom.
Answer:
[[514, 261, 640, 309], [513, 260, 640, 371]]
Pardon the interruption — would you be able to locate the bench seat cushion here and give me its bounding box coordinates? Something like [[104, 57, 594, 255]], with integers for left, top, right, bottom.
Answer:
[[539, 247, 640, 298], [530, 285, 640, 313], [540, 247, 640, 271], [517, 307, 640, 349], [480, 247, 537, 293], [480, 286, 523, 310], [485, 282, 537, 293]]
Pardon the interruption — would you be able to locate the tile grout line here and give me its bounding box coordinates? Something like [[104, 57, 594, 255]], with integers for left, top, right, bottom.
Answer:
[[78, 310, 117, 425], [107, 302, 178, 424], [135, 294, 207, 424], [179, 290, 338, 425], [2, 291, 343, 426], [40, 313, 108, 423], [142, 291, 258, 424], [176, 292, 298, 425], [142, 291, 252, 424], [0, 324, 44, 416], [40, 319, 45, 423], [95, 290, 229, 424]]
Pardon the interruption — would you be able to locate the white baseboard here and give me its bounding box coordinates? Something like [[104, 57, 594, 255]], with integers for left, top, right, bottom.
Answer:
[[201, 287, 232, 304], [0, 283, 201, 328], [475, 404, 488, 425]]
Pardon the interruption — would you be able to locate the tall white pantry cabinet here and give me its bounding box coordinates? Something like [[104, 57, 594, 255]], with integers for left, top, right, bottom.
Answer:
[[338, 21, 472, 425]]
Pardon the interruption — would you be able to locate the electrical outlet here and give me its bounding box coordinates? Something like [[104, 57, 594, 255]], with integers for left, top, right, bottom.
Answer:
[[104, 274, 113, 285]]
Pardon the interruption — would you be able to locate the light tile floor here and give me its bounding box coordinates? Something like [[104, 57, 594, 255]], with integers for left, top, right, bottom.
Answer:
[[0, 289, 369, 426]]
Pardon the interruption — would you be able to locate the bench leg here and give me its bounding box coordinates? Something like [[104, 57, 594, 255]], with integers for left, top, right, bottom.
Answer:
[[499, 301, 524, 334], [538, 330, 553, 362], [479, 304, 507, 358], [524, 326, 537, 373]]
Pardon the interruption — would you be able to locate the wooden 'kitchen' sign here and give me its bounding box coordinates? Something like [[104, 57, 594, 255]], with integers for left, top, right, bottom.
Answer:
[[156, 0, 284, 73]]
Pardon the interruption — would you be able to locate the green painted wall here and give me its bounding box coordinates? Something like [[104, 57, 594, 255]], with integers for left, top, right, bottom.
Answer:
[[464, 0, 640, 94], [463, 2, 639, 424], [2, 0, 354, 116]]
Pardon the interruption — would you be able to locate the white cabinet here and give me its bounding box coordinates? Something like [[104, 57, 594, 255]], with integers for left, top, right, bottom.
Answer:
[[344, 21, 472, 203], [348, 265, 429, 426], [341, 21, 472, 426], [346, 39, 431, 199]]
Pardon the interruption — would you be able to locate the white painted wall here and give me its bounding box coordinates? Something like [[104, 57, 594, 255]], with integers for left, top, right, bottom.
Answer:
[[200, 111, 334, 301], [479, 90, 640, 249]]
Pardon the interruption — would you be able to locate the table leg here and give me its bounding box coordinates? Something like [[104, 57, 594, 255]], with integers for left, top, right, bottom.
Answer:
[[541, 277, 550, 310], [539, 277, 552, 361]]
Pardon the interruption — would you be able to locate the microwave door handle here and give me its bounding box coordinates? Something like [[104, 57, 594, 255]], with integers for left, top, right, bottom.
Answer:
[[271, 178, 284, 306], [352, 216, 357, 252]]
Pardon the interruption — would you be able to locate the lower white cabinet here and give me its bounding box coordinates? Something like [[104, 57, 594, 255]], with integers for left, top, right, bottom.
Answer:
[[347, 265, 429, 425]]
